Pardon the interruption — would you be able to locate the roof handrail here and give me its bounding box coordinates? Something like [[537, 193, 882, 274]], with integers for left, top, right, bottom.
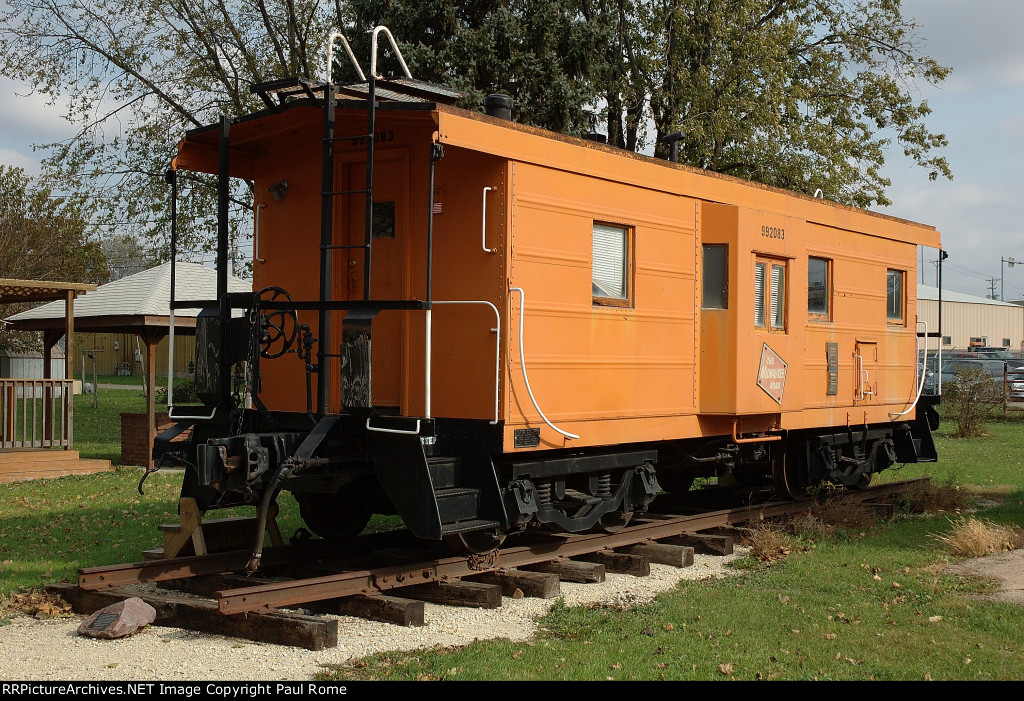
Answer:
[[326, 30, 366, 83]]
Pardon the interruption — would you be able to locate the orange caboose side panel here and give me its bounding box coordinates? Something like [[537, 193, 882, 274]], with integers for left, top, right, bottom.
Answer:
[[175, 101, 938, 457]]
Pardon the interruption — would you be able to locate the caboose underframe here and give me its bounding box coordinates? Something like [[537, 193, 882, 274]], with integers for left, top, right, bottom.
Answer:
[[154, 48, 941, 556]]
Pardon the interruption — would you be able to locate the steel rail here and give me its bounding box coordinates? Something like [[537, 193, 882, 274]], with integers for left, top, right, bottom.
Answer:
[[215, 478, 926, 614], [76, 478, 927, 614]]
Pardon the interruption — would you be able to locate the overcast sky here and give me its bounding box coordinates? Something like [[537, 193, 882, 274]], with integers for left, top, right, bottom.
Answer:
[[1, 1, 1022, 299]]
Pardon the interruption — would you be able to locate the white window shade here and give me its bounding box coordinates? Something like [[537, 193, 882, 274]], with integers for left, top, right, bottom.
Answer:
[[593, 223, 628, 299], [771, 264, 785, 329], [754, 262, 766, 327]]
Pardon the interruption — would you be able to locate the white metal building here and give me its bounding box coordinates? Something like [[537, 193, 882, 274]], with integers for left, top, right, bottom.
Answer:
[[917, 285, 1024, 353]]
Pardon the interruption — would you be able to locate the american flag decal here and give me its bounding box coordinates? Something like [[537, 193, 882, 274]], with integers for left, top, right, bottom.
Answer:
[[433, 189, 443, 214], [433, 201, 443, 214]]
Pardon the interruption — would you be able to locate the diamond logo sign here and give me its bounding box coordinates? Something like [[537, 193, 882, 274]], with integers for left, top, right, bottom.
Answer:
[[757, 343, 788, 405]]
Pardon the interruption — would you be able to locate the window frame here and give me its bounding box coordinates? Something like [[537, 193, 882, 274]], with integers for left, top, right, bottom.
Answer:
[[701, 243, 729, 310], [592, 221, 635, 308], [755, 255, 788, 332], [886, 268, 906, 325], [807, 256, 832, 322]]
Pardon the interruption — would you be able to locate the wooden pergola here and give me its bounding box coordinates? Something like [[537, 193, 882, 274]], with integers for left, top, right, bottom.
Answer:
[[5, 263, 249, 467], [0, 278, 97, 449]]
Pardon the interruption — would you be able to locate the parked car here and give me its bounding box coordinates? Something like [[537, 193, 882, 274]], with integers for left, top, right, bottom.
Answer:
[[923, 358, 1024, 396], [974, 347, 1017, 360]]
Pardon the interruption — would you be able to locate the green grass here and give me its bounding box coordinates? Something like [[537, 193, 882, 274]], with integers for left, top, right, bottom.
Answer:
[[317, 417, 1024, 681], [4, 399, 1024, 680], [73, 387, 159, 464]]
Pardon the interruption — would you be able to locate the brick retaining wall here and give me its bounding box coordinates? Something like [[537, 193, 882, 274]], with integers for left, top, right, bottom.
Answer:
[[120, 412, 172, 466]]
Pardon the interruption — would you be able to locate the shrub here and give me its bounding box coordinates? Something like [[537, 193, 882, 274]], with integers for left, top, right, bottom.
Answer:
[[942, 368, 1002, 438]]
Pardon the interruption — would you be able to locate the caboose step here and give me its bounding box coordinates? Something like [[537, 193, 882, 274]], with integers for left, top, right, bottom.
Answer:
[[439, 518, 501, 536], [435, 486, 481, 523], [427, 456, 460, 489]]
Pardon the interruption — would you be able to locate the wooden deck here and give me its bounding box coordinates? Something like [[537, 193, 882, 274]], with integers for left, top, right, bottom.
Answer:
[[0, 449, 112, 483]]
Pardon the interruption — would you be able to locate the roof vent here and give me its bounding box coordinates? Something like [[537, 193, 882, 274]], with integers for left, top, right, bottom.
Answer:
[[585, 133, 607, 144], [484, 93, 513, 120]]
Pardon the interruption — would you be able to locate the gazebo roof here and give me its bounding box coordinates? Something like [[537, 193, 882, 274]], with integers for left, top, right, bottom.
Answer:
[[5, 262, 250, 333]]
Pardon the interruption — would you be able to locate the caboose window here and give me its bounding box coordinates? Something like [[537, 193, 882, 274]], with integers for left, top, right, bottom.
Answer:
[[755, 257, 787, 331], [702, 244, 728, 309], [887, 269, 905, 323], [808, 257, 830, 319], [593, 223, 632, 306]]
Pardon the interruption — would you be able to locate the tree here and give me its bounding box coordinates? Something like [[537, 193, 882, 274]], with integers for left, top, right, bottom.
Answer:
[[0, 165, 107, 351], [346, 0, 609, 134], [100, 233, 159, 281], [631, 0, 951, 207], [0, 0, 346, 263], [0, 0, 950, 258]]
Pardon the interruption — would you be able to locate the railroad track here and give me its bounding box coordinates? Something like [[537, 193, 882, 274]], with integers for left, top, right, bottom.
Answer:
[[47, 478, 926, 650]]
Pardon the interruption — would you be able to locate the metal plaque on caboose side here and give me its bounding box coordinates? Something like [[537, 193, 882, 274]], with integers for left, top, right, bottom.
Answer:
[[757, 343, 788, 405]]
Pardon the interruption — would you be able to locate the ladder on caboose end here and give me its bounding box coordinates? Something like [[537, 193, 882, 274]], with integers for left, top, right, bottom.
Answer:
[[251, 29, 463, 418]]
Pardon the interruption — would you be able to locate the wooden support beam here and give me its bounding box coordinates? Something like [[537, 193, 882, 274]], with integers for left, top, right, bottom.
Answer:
[[469, 569, 561, 599], [158, 498, 280, 559], [523, 559, 606, 584], [48, 583, 338, 651], [663, 532, 734, 556], [396, 580, 502, 609], [139, 329, 166, 469], [576, 550, 650, 577], [320, 595, 425, 627], [618, 543, 694, 568]]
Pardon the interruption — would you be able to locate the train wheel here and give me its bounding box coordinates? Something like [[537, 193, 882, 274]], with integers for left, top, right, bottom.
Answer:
[[771, 445, 805, 500], [657, 471, 694, 496], [445, 529, 506, 554], [597, 511, 633, 533], [293, 490, 372, 544]]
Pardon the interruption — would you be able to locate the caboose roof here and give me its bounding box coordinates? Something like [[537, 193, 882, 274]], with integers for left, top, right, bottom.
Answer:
[[175, 87, 941, 249]]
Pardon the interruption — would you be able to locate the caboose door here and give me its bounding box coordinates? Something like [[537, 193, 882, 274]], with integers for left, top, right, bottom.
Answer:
[[333, 148, 410, 412]]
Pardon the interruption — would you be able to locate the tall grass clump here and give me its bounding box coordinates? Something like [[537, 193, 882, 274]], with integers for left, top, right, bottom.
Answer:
[[933, 516, 1024, 558]]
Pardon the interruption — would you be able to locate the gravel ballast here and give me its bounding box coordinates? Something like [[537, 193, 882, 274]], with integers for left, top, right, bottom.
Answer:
[[1, 550, 745, 681]]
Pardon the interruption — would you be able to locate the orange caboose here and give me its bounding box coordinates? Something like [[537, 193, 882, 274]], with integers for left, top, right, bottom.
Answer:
[[162, 56, 940, 550]]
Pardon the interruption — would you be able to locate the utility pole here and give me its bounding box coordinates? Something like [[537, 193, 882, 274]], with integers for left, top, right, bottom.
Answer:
[[986, 277, 999, 300], [1002, 257, 1017, 301]]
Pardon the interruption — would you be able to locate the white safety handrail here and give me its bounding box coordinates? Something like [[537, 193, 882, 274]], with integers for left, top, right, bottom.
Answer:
[[370, 26, 412, 79], [366, 417, 421, 435], [509, 287, 579, 440], [891, 320, 929, 418], [326, 30, 366, 82], [481, 187, 495, 253], [432, 301, 501, 423]]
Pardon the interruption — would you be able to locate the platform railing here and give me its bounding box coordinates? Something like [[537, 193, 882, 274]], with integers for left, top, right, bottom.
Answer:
[[0, 379, 73, 450]]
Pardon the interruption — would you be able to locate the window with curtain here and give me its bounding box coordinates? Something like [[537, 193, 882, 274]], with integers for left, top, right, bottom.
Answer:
[[593, 222, 632, 306], [887, 269, 905, 323], [755, 257, 787, 331]]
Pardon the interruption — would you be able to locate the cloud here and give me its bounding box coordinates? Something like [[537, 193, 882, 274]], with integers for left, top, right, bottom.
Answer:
[[0, 77, 75, 147], [0, 148, 44, 176], [903, 0, 1024, 90]]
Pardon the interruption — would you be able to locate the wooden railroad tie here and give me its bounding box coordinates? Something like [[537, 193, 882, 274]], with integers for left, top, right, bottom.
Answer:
[[522, 559, 606, 583], [396, 580, 503, 609], [48, 582, 337, 651], [663, 532, 734, 556], [468, 568, 562, 599]]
